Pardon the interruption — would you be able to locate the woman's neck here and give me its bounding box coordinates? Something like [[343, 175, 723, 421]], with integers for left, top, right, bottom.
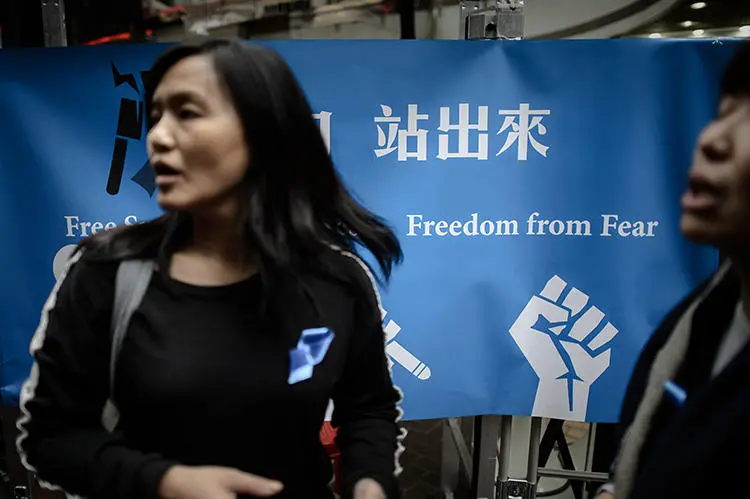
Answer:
[[169, 210, 256, 286], [190, 214, 246, 261]]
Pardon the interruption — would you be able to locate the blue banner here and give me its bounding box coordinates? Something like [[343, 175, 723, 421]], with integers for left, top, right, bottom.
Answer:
[[0, 40, 735, 422]]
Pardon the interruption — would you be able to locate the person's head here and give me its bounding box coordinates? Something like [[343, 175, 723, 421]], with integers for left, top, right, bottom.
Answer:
[[146, 42, 249, 218], [681, 42, 750, 255], [84, 38, 401, 281]]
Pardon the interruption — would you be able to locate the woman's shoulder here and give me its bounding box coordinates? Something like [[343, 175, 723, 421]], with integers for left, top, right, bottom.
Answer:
[[77, 214, 167, 262], [314, 247, 384, 316], [66, 248, 121, 282], [322, 246, 379, 290], [48, 250, 120, 319], [60, 219, 164, 296]]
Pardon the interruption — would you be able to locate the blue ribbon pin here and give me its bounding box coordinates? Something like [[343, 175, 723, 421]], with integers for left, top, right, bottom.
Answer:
[[288, 327, 335, 385], [664, 380, 687, 406]]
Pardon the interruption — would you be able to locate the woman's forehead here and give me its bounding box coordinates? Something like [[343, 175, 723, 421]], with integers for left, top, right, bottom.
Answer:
[[153, 56, 221, 101]]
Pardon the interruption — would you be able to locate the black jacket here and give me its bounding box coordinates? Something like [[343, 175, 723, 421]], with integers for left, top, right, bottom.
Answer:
[[16, 249, 403, 499], [615, 267, 750, 498]]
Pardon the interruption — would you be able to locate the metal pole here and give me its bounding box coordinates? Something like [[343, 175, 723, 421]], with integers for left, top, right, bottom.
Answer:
[[398, 0, 415, 39], [441, 419, 461, 497], [470, 416, 483, 499], [585, 424, 598, 472], [527, 417, 543, 499], [537, 469, 609, 482], [40, 0, 67, 47], [498, 415, 513, 482], [449, 418, 475, 480], [473, 415, 501, 499]]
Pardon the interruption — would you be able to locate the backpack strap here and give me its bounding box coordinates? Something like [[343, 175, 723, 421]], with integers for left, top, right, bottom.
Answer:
[[101, 259, 154, 432]]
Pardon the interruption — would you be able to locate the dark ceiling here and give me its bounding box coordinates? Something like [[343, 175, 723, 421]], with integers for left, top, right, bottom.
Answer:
[[628, 0, 750, 36]]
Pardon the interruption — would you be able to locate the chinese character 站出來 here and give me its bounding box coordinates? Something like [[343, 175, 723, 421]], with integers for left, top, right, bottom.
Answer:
[[437, 103, 489, 160], [374, 104, 429, 161], [497, 103, 551, 161]]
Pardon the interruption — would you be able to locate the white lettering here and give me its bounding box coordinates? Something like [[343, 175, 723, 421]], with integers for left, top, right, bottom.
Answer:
[[527, 212, 591, 236], [601, 215, 658, 237], [407, 214, 423, 236], [496, 219, 519, 236], [80, 221, 92, 237], [567, 220, 590, 236], [497, 104, 551, 161], [464, 213, 478, 236], [406, 213, 518, 237], [437, 104, 489, 160], [601, 214, 618, 236], [374, 104, 429, 161], [406, 213, 658, 239], [526, 212, 540, 235], [64, 216, 80, 237], [63, 215, 139, 238]]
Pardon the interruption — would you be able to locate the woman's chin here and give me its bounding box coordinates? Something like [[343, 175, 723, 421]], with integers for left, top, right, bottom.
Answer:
[[156, 192, 188, 212], [680, 213, 722, 247]]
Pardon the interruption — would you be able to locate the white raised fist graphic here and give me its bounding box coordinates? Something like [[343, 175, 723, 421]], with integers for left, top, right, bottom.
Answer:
[[509, 275, 618, 421]]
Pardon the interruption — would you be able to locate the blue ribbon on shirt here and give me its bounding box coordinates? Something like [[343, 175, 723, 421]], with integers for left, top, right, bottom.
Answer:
[[288, 327, 335, 385], [664, 380, 687, 406]]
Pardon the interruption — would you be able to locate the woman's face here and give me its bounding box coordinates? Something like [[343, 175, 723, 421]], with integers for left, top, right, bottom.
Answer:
[[147, 54, 249, 216], [681, 95, 750, 251]]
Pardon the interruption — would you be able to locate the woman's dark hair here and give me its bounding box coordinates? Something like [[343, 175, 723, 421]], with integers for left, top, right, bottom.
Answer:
[[81, 38, 402, 285], [722, 41, 750, 97]]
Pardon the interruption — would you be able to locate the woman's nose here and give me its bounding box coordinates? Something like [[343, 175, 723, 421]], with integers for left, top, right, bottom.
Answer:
[[697, 120, 733, 163], [147, 118, 175, 153]]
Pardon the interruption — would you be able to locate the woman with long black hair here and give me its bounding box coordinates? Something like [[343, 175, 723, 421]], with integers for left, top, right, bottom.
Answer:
[[17, 38, 404, 499]]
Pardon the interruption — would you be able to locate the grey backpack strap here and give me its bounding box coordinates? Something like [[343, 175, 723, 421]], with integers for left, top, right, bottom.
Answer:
[[101, 259, 154, 432]]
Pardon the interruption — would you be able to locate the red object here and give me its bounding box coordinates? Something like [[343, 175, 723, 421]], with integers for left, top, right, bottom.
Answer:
[[82, 29, 153, 46], [320, 422, 342, 493], [83, 32, 132, 45]]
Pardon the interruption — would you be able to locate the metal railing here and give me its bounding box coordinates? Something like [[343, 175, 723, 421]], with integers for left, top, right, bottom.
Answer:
[[441, 416, 609, 499]]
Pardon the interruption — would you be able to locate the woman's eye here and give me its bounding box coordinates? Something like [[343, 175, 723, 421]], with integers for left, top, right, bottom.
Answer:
[[179, 108, 200, 119]]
